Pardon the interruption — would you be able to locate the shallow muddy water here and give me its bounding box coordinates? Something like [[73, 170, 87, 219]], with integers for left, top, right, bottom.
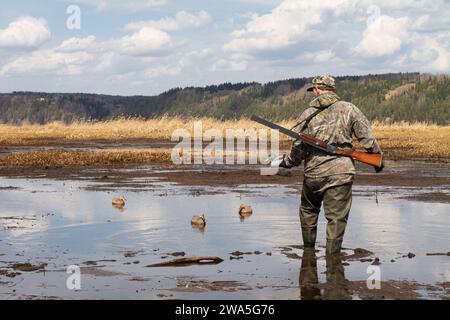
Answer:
[[0, 166, 449, 300]]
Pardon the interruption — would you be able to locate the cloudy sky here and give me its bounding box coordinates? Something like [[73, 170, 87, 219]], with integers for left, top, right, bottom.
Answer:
[[0, 0, 449, 95]]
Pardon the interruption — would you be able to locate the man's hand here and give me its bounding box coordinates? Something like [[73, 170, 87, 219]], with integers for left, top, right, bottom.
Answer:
[[279, 155, 294, 169], [268, 155, 283, 167], [374, 158, 385, 173], [268, 155, 292, 168]]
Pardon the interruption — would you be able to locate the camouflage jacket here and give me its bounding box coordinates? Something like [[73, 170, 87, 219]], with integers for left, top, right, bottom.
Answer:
[[284, 92, 381, 179]]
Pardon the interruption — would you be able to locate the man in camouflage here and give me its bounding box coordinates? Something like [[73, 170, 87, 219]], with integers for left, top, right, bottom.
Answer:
[[279, 76, 383, 255]]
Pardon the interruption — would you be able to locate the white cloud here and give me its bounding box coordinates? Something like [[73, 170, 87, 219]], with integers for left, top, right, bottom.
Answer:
[[143, 64, 182, 78], [212, 53, 251, 72], [224, 0, 446, 54], [1, 49, 94, 76], [313, 50, 334, 63], [294, 50, 337, 65], [0, 16, 51, 48], [94, 52, 116, 73], [56, 36, 96, 53], [0, 22, 182, 78], [212, 59, 249, 72], [75, 0, 166, 13], [357, 0, 444, 10], [240, 0, 283, 4], [409, 37, 450, 72], [355, 15, 410, 57], [125, 11, 212, 32], [117, 27, 171, 56], [411, 15, 429, 30], [143, 48, 215, 78], [224, 0, 351, 53]]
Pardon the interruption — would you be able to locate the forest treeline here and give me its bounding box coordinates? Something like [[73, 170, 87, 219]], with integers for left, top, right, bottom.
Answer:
[[0, 72, 448, 125]]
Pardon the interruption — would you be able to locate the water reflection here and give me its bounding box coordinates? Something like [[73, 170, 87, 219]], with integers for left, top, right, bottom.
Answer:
[[191, 224, 206, 235], [112, 204, 126, 213], [299, 248, 321, 300], [239, 215, 251, 223], [323, 255, 352, 300], [299, 249, 352, 300]]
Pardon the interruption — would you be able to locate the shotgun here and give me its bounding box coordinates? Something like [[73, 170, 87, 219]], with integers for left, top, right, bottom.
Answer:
[[251, 115, 383, 169]]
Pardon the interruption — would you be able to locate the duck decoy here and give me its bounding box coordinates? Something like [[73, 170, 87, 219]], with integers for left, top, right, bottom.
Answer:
[[191, 213, 206, 227]]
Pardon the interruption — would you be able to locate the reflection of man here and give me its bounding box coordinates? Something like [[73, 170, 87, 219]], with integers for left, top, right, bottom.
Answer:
[[299, 248, 321, 300], [299, 248, 352, 300], [279, 76, 383, 255], [323, 255, 352, 300]]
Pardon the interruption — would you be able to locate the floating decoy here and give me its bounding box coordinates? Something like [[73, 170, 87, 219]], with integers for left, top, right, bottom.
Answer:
[[112, 195, 127, 207], [191, 213, 206, 227], [239, 205, 253, 216]]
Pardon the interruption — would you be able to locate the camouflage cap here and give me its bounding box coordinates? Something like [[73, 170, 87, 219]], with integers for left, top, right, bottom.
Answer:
[[306, 75, 336, 92]]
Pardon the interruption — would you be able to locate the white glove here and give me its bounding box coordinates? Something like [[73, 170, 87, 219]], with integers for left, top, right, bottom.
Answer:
[[265, 155, 284, 167]]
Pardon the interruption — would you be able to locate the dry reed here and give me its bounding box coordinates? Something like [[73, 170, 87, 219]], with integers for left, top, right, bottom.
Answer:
[[0, 118, 448, 166]]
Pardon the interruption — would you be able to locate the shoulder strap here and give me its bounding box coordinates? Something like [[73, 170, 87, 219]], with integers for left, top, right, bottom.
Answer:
[[290, 108, 325, 133]]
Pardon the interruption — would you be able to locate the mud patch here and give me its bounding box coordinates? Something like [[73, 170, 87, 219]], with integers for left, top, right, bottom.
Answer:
[[19, 295, 60, 300], [11, 262, 47, 272], [280, 245, 310, 260], [173, 277, 252, 293], [0, 186, 21, 190], [342, 248, 374, 262], [230, 251, 253, 257], [123, 250, 144, 258], [426, 252, 450, 256], [0, 269, 21, 277], [0, 215, 51, 233], [350, 280, 421, 300], [129, 276, 150, 282], [168, 251, 186, 257], [302, 279, 446, 300], [80, 267, 127, 277], [83, 259, 117, 266], [400, 192, 450, 204], [229, 250, 268, 260]]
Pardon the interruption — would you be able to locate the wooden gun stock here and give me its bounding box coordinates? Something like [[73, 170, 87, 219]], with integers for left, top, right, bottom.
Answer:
[[335, 149, 383, 168]]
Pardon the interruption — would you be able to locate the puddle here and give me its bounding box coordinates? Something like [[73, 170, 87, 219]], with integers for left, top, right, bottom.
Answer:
[[0, 170, 449, 299]]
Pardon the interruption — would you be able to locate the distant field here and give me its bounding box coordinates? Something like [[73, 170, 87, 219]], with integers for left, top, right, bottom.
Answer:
[[0, 117, 296, 144], [371, 122, 450, 160], [0, 118, 448, 167]]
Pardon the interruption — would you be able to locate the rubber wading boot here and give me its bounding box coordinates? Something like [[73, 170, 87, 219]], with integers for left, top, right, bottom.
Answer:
[[326, 239, 343, 255], [302, 228, 317, 248]]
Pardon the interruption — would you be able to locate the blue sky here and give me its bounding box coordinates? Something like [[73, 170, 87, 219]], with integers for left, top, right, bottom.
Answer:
[[0, 0, 449, 95]]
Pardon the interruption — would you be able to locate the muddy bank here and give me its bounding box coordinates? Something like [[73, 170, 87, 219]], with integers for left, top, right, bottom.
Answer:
[[0, 163, 449, 188], [1, 163, 449, 205], [1, 244, 448, 300], [400, 192, 450, 203], [153, 168, 450, 189], [0, 163, 449, 207]]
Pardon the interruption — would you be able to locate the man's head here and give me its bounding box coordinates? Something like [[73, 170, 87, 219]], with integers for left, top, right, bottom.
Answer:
[[307, 75, 336, 96]]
